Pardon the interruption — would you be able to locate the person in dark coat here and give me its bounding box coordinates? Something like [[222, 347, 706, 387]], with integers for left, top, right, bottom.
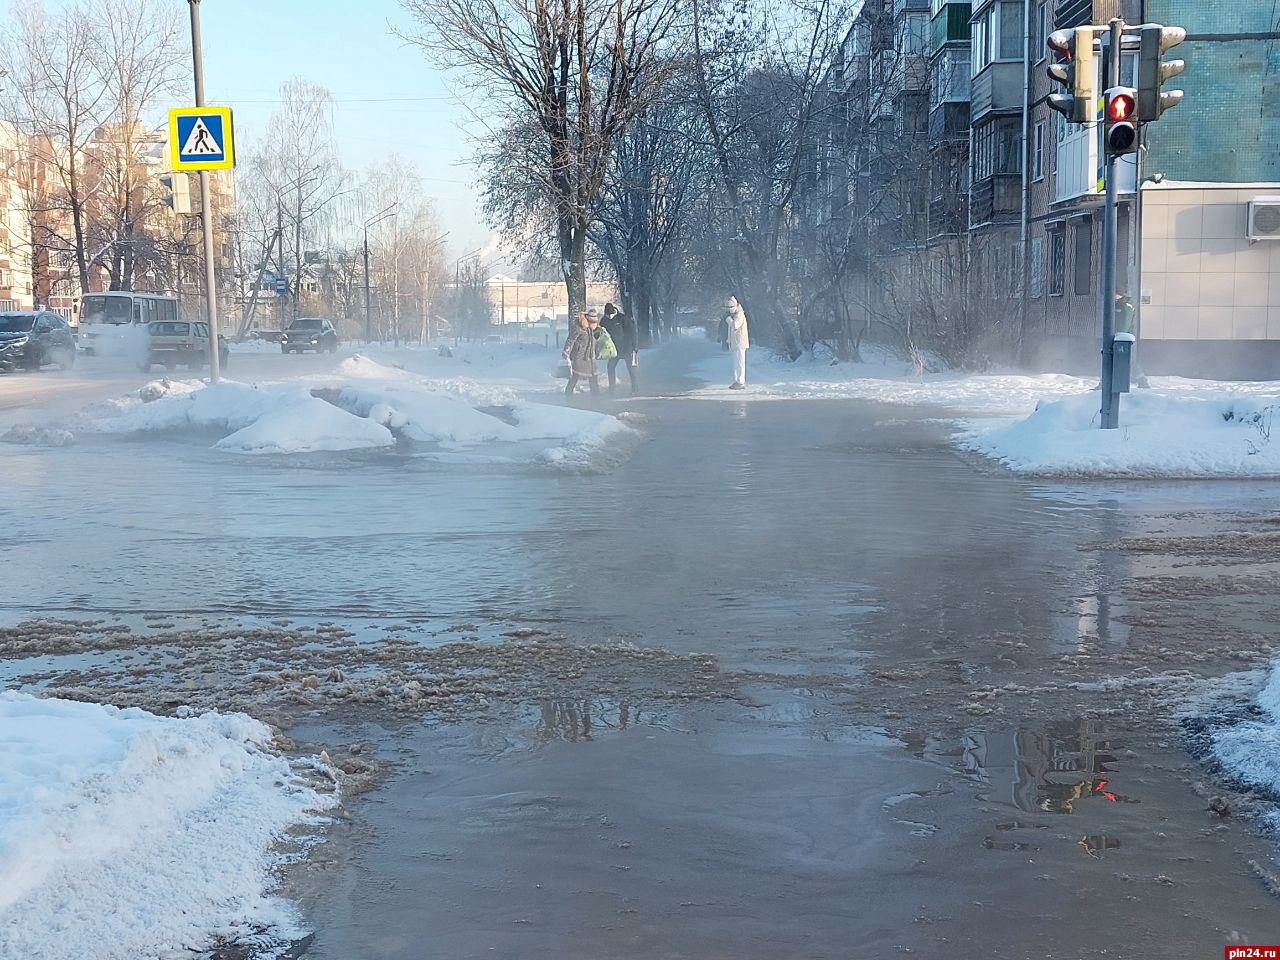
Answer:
[[562, 310, 600, 396], [601, 302, 638, 395]]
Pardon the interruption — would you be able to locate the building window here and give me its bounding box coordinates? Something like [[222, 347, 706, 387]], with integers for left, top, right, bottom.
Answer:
[[898, 12, 929, 57], [1049, 228, 1065, 296], [1072, 219, 1092, 296], [1034, 3, 1047, 62], [1009, 245, 1022, 297], [971, 1, 1021, 74], [1030, 236, 1044, 298], [971, 116, 1022, 181], [1032, 121, 1045, 181], [930, 45, 971, 104]]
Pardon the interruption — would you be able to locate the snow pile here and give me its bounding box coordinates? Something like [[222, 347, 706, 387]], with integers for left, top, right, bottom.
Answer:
[[83, 356, 628, 461], [1211, 663, 1280, 796], [339, 380, 518, 445], [693, 349, 1094, 415], [962, 390, 1280, 477], [354, 341, 561, 401], [215, 395, 395, 455], [0, 693, 335, 959]]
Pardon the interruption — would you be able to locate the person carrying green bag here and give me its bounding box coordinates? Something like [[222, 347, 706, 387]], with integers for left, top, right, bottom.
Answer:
[[595, 322, 618, 361]]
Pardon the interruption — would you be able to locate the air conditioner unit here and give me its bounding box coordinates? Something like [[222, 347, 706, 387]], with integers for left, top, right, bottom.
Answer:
[[1247, 197, 1280, 241]]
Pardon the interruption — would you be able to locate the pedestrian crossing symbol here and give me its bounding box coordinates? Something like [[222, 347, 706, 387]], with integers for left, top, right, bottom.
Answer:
[[168, 106, 235, 171]]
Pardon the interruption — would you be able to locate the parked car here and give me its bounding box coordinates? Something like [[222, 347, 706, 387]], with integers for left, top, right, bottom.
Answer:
[[0, 311, 76, 372], [281, 318, 338, 354], [140, 320, 229, 372]]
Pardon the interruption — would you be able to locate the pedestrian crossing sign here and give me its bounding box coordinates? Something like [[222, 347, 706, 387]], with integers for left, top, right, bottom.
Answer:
[[168, 107, 235, 171]]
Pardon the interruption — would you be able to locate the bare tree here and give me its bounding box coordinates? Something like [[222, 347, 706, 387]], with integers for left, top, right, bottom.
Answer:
[[591, 90, 706, 344], [0, 0, 108, 296], [87, 0, 185, 290], [400, 0, 684, 318], [249, 79, 349, 320]]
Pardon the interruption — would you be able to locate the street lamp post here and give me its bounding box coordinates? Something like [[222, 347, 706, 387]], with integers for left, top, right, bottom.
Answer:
[[362, 203, 397, 344], [186, 0, 220, 381]]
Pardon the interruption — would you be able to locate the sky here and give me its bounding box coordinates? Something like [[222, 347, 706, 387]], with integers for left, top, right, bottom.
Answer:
[[197, 0, 491, 256]]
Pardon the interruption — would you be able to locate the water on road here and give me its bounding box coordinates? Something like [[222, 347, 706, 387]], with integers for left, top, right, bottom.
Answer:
[[2, 340, 1278, 957]]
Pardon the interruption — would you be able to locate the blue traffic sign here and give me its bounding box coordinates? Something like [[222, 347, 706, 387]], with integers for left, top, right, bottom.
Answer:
[[168, 107, 235, 171], [275, 277, 289, 296]]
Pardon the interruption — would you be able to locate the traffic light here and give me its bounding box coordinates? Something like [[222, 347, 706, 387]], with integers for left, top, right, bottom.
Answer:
[[1046, 28, 1095, 124], [1137, 23, 1186, 121], [1104, 87, 1138, 155], [160, 172, 191, 215]]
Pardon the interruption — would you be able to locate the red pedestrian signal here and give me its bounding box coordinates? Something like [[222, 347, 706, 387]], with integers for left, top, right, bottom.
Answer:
[[1107, 93, 1134, 122], [1103, 86, 1139, 156]]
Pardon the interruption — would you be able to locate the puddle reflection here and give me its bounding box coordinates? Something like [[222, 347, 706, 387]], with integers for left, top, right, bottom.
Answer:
[[910, 719, 1136, 815]]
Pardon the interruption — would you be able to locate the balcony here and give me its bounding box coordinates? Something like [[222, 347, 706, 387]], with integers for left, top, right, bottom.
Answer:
[[970, 173, 1021, 226], [929, 194, 969, 237], [930, 2, 972, 52], [970, 61, 1023, 122], [928, 101, 970, 143]]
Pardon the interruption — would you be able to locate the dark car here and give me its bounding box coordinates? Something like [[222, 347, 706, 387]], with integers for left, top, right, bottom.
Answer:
[[0, 311, 76, 373], [281, 318, 338, 354]]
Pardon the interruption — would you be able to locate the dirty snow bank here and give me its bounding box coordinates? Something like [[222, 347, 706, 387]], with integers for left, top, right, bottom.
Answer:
[[962, 390, 1280, 477], [692, 348, 1094, 415], [1208, 663, 1280, 796], [0, 692, 335, 960]]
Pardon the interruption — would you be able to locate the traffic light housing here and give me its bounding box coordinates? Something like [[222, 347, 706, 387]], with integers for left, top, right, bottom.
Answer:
[[1137, 23, 1186, 121], [1104, 87, 1138, 155], [1046, 28, 1095, 124], [160, 172, 191, 215]]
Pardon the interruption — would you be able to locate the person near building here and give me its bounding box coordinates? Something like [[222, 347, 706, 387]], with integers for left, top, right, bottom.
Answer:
[[724, 295, 750, 390], [562, 310, 600, 397], [601, 302, 638, 395]]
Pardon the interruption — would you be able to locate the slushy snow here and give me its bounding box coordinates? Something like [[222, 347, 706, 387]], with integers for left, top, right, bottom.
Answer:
[[0, 692, 336, 960], [1211, 663, 1280, 796]]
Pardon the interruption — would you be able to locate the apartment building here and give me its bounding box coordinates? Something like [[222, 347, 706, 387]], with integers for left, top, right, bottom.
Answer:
[[818, 0, 1280, 377]]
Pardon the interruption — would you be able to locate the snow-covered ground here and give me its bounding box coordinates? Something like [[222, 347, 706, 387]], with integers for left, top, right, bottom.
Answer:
[[0, 693, 334, 960], [692, 347, 1096, 415], [80, 347, 628, 463], [962, 389, 1280, 478], [693, 345, 1280, 478]]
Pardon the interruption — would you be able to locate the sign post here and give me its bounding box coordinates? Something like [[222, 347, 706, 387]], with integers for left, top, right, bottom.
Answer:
[[175, 1, 235, 381]]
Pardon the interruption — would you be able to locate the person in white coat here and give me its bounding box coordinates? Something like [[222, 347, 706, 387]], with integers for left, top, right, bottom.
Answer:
[[724, 296, 749, 390]]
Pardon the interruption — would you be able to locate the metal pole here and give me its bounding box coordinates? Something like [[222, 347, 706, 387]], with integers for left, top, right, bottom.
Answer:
[[1099, 18, 1123, 429], [363, 225, 372, 344], [188, 0, 220, 382], [277, 199, 285, 331]]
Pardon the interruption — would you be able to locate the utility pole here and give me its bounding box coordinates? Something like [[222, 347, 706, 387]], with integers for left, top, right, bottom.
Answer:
[[277, 199, 285, 332], [187, 0, 220, 382], [1098, 18, 1123, 429], [362, 203, 397, 345]]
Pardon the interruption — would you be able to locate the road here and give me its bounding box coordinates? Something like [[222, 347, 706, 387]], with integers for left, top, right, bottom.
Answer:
[[2, 340, 1278, 958]]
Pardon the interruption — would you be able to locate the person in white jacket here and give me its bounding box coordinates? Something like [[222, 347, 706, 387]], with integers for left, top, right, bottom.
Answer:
[[724, 296, 749, 390]]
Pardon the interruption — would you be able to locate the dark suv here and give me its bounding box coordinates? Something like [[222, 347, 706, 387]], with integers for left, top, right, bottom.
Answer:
[[0, 311, 76, 372], [281, 318, 338, 354]]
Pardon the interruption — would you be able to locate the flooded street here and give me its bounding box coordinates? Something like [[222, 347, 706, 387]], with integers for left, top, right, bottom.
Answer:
[[3, 342, 1280, 956]]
